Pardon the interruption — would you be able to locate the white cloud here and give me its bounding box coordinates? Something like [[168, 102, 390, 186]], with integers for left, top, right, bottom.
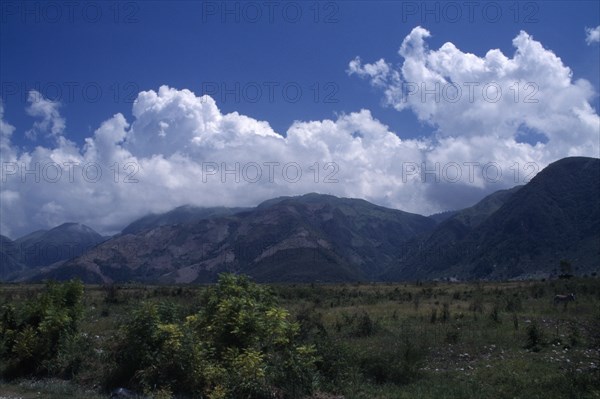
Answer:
[[349, 26, 599, 155], [1, 87, 426, 238], [586, 25, 600, 45], [0, 102, 16, 155], [24, 90, 66, 140], [1, 27, 599, 238]]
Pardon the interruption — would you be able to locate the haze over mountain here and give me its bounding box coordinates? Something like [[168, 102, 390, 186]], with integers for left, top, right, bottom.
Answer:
[[2, 157, 598, 283]]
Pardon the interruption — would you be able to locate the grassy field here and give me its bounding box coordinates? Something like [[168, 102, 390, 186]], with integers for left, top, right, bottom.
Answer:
[[1, 277, 599, 398]]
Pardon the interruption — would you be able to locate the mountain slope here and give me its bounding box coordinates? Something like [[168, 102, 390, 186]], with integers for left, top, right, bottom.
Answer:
[[15, 229, 48, 249], [32, 194, 436, 283], [15, 223, 105, 269], [390, 157, 599, 280], [11, 157, 599, 283], [384, 185, 522, 279], [0, 235, 26, 279], [121, 205, 250, 235], [462, 156, 599, 279]]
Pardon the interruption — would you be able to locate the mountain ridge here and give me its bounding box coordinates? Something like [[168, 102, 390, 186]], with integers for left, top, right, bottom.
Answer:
[[4, 156, 599, 283], [24, 193, 437, 283], [386, 157, 599, 280]]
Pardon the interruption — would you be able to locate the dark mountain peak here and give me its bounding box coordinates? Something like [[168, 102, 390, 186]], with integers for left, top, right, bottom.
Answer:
[[3, 223, 105, 274], [45, 223, 104, 244], [53, 222, 99, 235], [544, 156, 598, 170], [297, 192, 340, 202], [256, 196, 293, 209], [462, 157, 599, 278], [257, 193, 350, 209], [527, 156, 599, 188], [260, 192, 423, 218]]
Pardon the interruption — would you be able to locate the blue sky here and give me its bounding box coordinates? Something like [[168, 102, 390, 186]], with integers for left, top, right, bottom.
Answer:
[[1, 1, 599, 237], [2, 1, 598, 146]]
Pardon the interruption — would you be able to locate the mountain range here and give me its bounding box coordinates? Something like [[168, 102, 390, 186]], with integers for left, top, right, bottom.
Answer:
[[1, 157, 598, 283], [1, 223, 105, 280]]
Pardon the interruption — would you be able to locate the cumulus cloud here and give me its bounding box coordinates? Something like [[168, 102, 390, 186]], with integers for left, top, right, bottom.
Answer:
[[348, 26, 599, 158], [586, 25, 600, 45], [1, 27, 599, 238], [24, 90, 66, 140], [0, 87, 428, 238], [0, 102, 15, 153], [350, 27, 598, 142]]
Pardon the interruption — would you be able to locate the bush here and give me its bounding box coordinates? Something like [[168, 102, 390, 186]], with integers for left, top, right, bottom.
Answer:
[[108, 274, 318, 398], [357, 335, 426, 385], [524, 321, 544, 352], [441, 303, 450, 323], [353, 312, 376, 337], [489, 304, 501, 324], [0, 280, 85, 379], [505, 295, 522, 312], [430, 308, 437, 324], [445, 328, 460, 344], [107, 301, 195, 392]]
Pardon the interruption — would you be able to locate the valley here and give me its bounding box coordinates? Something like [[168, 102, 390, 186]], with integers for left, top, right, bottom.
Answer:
[[1, 278, 599, 398]]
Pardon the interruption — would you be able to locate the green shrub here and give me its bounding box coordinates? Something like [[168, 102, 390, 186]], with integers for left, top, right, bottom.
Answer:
[[445, 328, 460, 344], [505, 295, 522, 312], [107, 301, 197, 392], [357, 335, 426, 385], [108, 274, 318, 398], [353, 312, 376, 337], [0, 280, 85, 379], [524, 321, 544, 352], [489, 304, 501, 324], [430, 308, 437, 324], [441, 303, 450, 323]]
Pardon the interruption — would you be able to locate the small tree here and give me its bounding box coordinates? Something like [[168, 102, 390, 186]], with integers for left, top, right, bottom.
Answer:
[[559, 260, 574, 279], [194, 273, 318, 398], [524, 321, 544, 352]]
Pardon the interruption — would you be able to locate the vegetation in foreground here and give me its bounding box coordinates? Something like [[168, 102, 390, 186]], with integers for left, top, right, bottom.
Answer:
[[1, 276, 599, 398]]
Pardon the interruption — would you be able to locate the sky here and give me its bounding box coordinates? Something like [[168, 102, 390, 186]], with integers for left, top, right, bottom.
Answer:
[[0, 0, 599, 239]]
